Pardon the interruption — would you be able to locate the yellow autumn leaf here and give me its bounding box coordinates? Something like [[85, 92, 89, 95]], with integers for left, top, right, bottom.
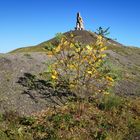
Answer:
[[100, 47, 107, 52], [87, 71, 92, 74], [70, 43, 74, 48], [70, 83, 75, 88], [60, 60, 63, 63], [51, 75, 57, 79], [104, 92, 110, 95], [64, 41, 68, 45], [97, 35, 103, 40], [101, 54, 107, 58], [70, 33, 74, 37], [99, 42, 104, 47], [53, 70, 57, 74], [93, 50, 97, 53], [88, 61, 92, 64], [86, 45, 92, 51], [93, 55, 97, 61], [75, 48, 81, 52], [108, 82, 114, 86], [54, 45, 61, 52], [69, 64, 75, 69], [61, 37, 65, 43], [96, 35, 104, 46], [106, 76, 114, 82]]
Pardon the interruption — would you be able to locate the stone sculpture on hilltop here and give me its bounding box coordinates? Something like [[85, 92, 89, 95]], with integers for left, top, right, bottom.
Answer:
[[75, 12, 84, 30]]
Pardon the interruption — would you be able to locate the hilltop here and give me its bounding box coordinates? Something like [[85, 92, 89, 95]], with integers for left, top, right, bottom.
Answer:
[[0, 30, 140, 115], [11, 30, 123, 53]]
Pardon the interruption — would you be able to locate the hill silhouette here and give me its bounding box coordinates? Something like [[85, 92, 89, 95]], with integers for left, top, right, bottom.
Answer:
[[0, 30, 140, 115]]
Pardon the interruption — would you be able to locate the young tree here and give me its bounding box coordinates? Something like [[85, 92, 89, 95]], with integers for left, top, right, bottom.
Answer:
[[45, 32, 114, 97]]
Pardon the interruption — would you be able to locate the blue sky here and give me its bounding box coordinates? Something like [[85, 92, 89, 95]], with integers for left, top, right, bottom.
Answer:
[[0, 0, 140, 53]]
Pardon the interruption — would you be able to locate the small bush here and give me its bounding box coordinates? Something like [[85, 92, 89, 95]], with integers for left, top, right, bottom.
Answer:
[[45, 33, 114, 97]]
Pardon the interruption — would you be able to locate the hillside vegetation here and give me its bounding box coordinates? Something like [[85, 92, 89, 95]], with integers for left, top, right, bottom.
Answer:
[[0, 96, 140, 140]]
